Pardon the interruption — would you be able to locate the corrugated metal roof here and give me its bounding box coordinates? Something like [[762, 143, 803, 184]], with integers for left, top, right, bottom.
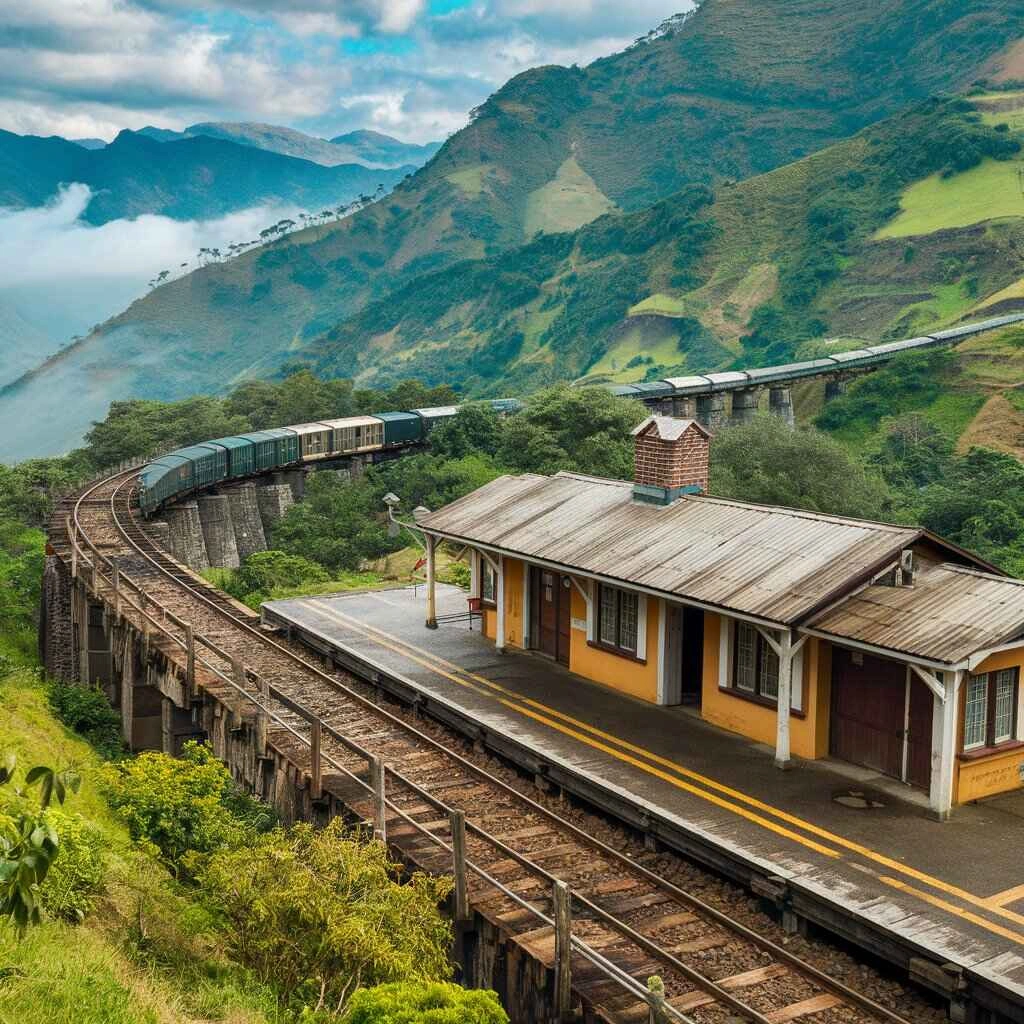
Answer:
[[288, 421, 333, 436], [321, 416, 381, 429], [418, 472, 920, 624], [809, 563, 1024, 664]]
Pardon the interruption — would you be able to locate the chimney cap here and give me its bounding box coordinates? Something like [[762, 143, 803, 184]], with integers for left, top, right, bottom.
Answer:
[[631, 415, 710, 441]]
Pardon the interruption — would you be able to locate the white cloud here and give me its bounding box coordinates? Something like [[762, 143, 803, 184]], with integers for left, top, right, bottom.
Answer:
[[0, 1, 689, 143]]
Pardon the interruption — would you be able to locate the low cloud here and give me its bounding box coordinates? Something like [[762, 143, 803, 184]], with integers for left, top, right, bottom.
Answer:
[[0, 184, 303, 346]]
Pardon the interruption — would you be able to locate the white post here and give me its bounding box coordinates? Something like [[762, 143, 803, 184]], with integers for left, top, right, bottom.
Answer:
[[930, 670, 962, 821], [495, 553, 505, 651], [775, 629, 794, 770], [425, 534, 437, 629]]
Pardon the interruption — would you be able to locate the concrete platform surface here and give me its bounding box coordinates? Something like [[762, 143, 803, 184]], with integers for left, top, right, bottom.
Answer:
[[264, 584, 1024, 1004]]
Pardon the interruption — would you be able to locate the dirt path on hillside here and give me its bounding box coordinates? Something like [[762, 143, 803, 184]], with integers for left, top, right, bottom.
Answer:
[[957, 392, 1024, 458]]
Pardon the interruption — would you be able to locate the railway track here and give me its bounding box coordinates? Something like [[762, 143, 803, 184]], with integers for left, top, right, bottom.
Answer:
[[58, 468, 922, 1024]]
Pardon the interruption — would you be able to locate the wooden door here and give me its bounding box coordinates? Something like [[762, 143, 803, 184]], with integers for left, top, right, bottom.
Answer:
[[830, 648, 904, 780], [534, 568, 558, 659], [556, 576, 572, 667], [906, 675, 934, 790]]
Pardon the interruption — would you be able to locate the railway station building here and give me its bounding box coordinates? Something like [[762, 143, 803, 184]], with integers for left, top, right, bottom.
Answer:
[[416, 416, 1024, 819]]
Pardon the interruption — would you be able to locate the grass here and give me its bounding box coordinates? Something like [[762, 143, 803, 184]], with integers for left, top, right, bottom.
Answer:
[[445, 165, 487, 198], [876, 158, 1024, 239], [523, 158, 614, 239], [628, 293, 689, 317], [584, 325, 686, 381], [0, 670, 275, 1024]]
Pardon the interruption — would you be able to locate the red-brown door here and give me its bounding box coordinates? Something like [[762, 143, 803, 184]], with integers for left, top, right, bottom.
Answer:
[[830, 649, 905, 780], [556, 576, 572, 667], [535, 568, 558, 659], [906, 676, 934, 790]]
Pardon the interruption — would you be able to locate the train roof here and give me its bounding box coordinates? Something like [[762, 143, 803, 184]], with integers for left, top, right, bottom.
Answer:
[[631, 381, 674, 398], [239, 427, 297, 441], [609, 384, 641, 397], [744, 358, 837, 383], [374, 411, 420, 422], [412, 406, 459, 418], [661, 374, 711, 392], [204, 436, 253, 451], [861, 336, 934, 357], [320, 415, 381, 429], [828, 348, 874, 365], [172, 444, 226, 460], [287, 421, 334, 436]]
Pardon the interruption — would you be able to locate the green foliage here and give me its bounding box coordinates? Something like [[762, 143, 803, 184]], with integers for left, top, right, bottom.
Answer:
[[0, 753, 81, 934], [440, 560, 471, 589], [83, 396, 250, 465], [98, 741, 274, 872], [870, 423, 1024, 575], [430, 404, 504, 460], [0, 520, 45, 663], [48, 682, 126, 761], [225, 550, 330, 603], [710, 415, 890, 520], [497, 385, 647, 479], [815, 351, 958, 437], [36, 807, 105, 923], [201, 819, 453, 1013], [343, 981, 508, 1024]]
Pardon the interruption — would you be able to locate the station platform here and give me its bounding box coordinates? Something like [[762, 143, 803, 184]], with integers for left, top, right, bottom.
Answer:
[[263, 583, 1024, 1014]]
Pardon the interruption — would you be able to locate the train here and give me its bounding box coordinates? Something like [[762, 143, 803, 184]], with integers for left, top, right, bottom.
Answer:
[[138, 400, 521, 517]]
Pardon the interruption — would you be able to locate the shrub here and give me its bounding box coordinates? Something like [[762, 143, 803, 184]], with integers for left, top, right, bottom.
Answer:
[[48, 681, 125, 760], [343, 981, 508, 1024], [98, 741, 271, 872], [201, 819, 453, 1013], [38, 808, 105, 923]]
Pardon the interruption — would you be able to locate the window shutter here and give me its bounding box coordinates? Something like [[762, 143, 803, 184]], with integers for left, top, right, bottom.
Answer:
[[636, 594, 648, 660]]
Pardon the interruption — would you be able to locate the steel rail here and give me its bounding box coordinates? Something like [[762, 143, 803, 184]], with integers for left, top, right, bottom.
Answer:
[[66, 467, 911, 1024]]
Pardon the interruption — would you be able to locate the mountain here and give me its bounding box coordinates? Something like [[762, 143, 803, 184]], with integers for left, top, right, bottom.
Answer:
[[297, 96, 1024, 393], [329, 130, 442, 169], [0, 129, 413, 224], [69, 137, 106, 150], [1, 0, 1022, 458], [136, 122, 440, 169]]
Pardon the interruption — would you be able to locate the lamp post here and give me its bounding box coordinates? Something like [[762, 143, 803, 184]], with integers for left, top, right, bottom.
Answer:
[[382, 496, 436, 628]]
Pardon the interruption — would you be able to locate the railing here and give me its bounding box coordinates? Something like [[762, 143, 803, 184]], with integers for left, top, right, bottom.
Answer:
[[63, 482, 699, 1024]]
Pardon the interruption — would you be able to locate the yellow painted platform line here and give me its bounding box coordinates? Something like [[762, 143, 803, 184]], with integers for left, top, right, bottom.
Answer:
[[983, 884, 1024, 909], [880, 878, 1024, 948], [311, 601, 1024, 938]]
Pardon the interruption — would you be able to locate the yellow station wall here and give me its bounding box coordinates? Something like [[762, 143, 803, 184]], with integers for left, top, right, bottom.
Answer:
[[568, 587, 660, 703], [955, 645, 1024, 803], [699, 613, 830, 760]]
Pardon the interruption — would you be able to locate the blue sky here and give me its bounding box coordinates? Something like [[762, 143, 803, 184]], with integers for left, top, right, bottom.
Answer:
[[0, 1, 689, 144]]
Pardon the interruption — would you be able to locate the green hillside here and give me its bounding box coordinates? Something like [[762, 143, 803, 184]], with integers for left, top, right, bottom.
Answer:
[[5, 0, 1018, 441], [295, 97, 1023, 392]]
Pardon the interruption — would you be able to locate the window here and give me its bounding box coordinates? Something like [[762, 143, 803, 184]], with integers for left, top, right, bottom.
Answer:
[[732, 622, 781, 703], [481, 560, 497, 605], [597, 585, 640, 656], [964, 668, 1019, 751]]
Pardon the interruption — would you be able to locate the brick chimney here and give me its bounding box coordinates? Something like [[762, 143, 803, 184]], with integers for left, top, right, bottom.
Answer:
[[631, 416, 710, 505]]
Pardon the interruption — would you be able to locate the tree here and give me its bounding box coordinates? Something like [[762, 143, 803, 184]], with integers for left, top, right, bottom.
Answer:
[[0, 753, 80, 935], [343, 981, 508, 1024], [710, 415, 890, 519], [496, 385, 646, 479], [201, 819, 453, 1013], [429, 403, 503, 460]]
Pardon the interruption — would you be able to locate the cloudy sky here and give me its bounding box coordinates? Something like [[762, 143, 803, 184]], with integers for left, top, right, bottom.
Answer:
[[0, 1, 689, 145]]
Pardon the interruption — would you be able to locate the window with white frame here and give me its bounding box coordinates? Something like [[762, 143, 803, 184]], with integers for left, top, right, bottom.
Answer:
[[964, 668, 1019, 750], [481, 560, 497, 605], [732, 622, 781, 703], [598, 585, 640, 655]]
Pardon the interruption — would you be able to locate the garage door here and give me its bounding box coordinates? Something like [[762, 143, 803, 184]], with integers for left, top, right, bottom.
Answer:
[[830, 648, 906, 781]]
